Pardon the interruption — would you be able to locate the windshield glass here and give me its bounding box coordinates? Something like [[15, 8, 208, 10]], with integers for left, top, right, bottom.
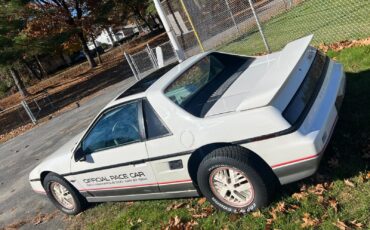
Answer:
[[164, 55, 225, 106]]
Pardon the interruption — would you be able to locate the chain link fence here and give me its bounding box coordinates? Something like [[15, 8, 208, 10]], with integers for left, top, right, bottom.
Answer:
[[128, 0, 369, 78], [126, 40, 178, 79], [0, 94, 54, 136], [159, 0, 370, 56]]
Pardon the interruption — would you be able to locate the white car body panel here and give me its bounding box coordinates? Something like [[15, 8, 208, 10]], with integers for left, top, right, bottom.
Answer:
[[29, 35, 346, 204]]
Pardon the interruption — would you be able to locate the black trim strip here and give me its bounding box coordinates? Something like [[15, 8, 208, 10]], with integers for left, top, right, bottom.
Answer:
[[30, 178, 40, 182], [60, 151, 192, 177], [89, 185, 159, 197], [85, 182, 195, 197], [232, 55, 329, 145]]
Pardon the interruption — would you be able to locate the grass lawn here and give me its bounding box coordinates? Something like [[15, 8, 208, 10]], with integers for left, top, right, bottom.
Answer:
[[221, 0, 370, 55], [66, 45, 370, 229]]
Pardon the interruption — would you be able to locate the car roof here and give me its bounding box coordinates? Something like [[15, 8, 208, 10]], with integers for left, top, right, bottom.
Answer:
[[115, 62, 179, 100], [104, 52, 212, 109]]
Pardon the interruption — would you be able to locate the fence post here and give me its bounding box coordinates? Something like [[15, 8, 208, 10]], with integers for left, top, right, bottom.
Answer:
[[21, 100, 37, 125], [248, 0, 271, 53], [153, 0, 186, 62], [146, 44, 158, 69], [225, 0, 240, 33], [124, 52, 139, 81], [179, 0, 205, 52], [130, 54, 141, 80]]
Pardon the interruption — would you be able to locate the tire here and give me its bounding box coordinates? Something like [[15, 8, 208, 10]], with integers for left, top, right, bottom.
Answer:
[[196, 146, 277, 213], [43, 173, 87, 215]]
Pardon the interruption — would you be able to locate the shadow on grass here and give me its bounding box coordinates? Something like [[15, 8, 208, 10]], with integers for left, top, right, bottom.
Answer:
[[279, 69, 370, 197]]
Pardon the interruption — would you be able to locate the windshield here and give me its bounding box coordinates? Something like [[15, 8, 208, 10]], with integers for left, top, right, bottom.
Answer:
[[164, 52, 251, 117], [165, 55, 225, 106]]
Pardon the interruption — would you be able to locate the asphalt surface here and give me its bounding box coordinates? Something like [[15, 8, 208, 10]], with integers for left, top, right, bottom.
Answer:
[[0, 77, 136, 229]]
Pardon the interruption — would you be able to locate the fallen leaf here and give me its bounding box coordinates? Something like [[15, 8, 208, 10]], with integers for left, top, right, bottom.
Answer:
[[265, 219, 273, 230], [310, 184, 326, 195], [292, 192, 307, 201], [301, 213, 319, 228], [366, 172, 370, 180], [317, 195, 324, 204], [344, 179, 355, 187], [165, 215, 198, 230], [349, 220, 363, 229], [333, 219, 350, 230], [166, 202, 187, 211], [165, 216, 182, 230], [269, 210, 278, 220], [323, 182, 334, 190], [192, 207, 213, 219], [252, 210, 262, 218], [328, 199, 338, 213], [185, 220, 198, 230], [275, 202, 286, 212], [287, 204, 300, 212], [197, 198, 207, 205]]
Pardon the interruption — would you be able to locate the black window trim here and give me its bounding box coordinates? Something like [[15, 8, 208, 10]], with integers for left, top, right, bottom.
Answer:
[[142, 99, 173, 141]]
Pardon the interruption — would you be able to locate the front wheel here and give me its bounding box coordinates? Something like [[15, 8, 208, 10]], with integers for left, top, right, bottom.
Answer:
[[43, 173, 87, 215], [197, 146, 277, 213]]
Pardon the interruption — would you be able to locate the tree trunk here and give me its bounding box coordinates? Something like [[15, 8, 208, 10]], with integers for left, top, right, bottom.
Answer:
[[150, 13, 161, 28], [34, 55, 48, 77], [104, 26, 117, 47], [9, 67, 29, 98], [76, 31, 97, 68], [134, 16, 143, 33], [22, 60, 41, 81], [136, 10, 153, 32], [90, 34, 102, 65]]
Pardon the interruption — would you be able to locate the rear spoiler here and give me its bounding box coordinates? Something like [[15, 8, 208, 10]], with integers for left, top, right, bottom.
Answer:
[[237, 34, 314, 111]]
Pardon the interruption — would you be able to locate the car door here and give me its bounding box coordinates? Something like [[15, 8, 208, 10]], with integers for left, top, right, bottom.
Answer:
[[141, 100, 195, 193], [70, 100, 159, 197]]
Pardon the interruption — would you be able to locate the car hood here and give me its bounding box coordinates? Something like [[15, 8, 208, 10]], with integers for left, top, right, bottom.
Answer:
[[205, 35, 313, 117]]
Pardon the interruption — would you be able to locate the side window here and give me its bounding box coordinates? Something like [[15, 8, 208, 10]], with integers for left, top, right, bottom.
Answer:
[[82, 102, 141, 153], [143, 100, 170, 139]]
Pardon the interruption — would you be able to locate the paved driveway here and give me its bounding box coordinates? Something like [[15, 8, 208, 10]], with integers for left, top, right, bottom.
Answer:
[[0, 77, 136, 229]]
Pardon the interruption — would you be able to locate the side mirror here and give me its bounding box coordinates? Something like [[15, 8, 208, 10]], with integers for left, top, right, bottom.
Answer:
[[74, 146, 86, 162]]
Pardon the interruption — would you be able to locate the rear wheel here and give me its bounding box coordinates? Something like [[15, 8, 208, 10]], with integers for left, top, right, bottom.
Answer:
[[197, 146, 277, 213], [43, 173, 87, 215]]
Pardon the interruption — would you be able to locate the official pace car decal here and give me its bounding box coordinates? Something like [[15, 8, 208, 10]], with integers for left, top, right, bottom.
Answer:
[[82, 171, 148, 186]]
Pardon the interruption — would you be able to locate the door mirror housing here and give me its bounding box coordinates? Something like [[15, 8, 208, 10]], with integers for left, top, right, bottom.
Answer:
[[74, 145, 86, 162]]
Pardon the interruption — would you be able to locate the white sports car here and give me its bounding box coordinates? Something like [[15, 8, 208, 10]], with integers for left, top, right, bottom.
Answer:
[[29, 35, 346, 214]]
